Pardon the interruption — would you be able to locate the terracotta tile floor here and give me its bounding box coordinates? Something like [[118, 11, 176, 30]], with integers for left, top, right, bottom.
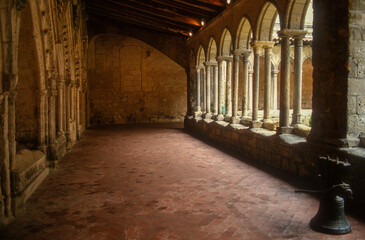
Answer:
[[1, 124, 365, 240]]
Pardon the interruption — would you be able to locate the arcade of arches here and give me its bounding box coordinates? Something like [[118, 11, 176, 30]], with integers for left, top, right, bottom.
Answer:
[[0, 0, 365, 230]]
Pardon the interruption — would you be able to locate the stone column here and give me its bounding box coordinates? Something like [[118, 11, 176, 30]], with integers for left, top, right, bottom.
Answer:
[[0, 93, 13, 221], [263, 42, 275, 122], [248, 69, 253, 111], [292, 33, 306, 125], [223, 56, 233, 121], [57, 81, 64, 136], [216, 57, 225, 121], [250, 42, 262, 128], [271, 69, 279, 111], [241, 50, 251, 117], [76, 85, 81, 139], [204, 62, 212, 119], [8, 91, 16, 173], [213, 62, 218, 116], [48, 88, 57, 165], [231, 51, 241, 123], [202, 67, 206, 114], [38, 89, 47, 152], [65, 81, 71, 149], [277, 30, 292, 133], [194, 67, 202, 117]]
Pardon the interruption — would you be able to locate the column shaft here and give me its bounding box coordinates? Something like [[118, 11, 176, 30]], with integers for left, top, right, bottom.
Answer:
[[202, 69, 206, 113], [213, 64, 218, 115], [248, 70, 253, 111], [205, 64, 211, 116], [242, 55, 250, 116], [252, 49, 260, 122], [272, 70, 279, 111], [292, 37, 303, 124], [264, 47, 272, 120], [279, 34, 291, 132], [196, 68, 201, 113], [225, 58, 233, 119], [230, 54, 240, 123], [216, 58, 224, 120]]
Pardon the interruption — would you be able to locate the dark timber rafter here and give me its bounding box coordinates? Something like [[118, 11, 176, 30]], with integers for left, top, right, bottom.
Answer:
[[86, 0, 227, 36]]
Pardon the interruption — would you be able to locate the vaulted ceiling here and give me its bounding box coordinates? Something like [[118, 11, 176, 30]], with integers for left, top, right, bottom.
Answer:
[[85, 0, 229, 37]]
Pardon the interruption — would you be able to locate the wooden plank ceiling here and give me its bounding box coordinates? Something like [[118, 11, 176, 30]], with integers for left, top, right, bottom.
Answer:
[[85, 0, 229, 37]]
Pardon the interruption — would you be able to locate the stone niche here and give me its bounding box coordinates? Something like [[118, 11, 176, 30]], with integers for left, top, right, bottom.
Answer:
[[88, 34, 187, 126]]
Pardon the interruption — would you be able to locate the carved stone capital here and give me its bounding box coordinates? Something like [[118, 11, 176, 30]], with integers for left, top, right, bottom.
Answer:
[[203, 61, 217, 67]]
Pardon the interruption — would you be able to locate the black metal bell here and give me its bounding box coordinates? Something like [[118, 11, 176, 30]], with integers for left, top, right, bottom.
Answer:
[[309, 156, 352, 235], [310, 194, 351, 234]]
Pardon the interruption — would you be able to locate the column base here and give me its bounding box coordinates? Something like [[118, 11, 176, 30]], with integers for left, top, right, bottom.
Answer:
[[194, 111, 202, 118], [205, 113, 212, 119], [292, 113, 302, 125], [214, 114, 225, 121], [262, 119, 278, 131], [230, 116, 241, 124], [224, 115, 232, 122], [250, 120, 263, 128], [277, 126, 294, 134], [240, 117, 251, 126]]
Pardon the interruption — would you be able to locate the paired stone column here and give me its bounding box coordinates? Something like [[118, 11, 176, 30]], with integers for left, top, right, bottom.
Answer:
[[223, 56, 233, 122], [202, 67, 206, 114], [65, 80, 71, 149], [231, 51, 241, 123], [204, 62, 214, 119], [57, 80, 64, 136], [213, 62, 218, 116], [250, 42, 263, 128], [216, 57, 225, 121], [241, 50, 252, 117], [262, 42, 275, 123], [48, 87, 58, 164], [248, 69, 253, 111], [194, 67, 202, 117], [38, 89, 48, 152], [292, 32, 307, 125], [277, 30, 292, 133], [271, 69, 279, 111]]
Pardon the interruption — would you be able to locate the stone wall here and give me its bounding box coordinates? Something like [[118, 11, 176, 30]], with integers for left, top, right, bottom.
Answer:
[[185, 117, 365, 206], [16, 5, 39, 147], [88, 34, 187, 126]]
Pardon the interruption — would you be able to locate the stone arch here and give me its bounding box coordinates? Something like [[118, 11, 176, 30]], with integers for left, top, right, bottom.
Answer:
[[219, 28, 233, 56], [236, 17, 253, 50], [197, 45, 206, 66], [286, 0, 312, 29], [256, 2, 280, 41], [207, 38, 217, 62]]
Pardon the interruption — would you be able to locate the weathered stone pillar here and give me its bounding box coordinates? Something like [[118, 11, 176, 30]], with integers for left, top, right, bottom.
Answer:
[[263, 42, 275, 121], [8, 91, 16, 172], [241, 50, 251, 117], [65, 81, 71, 149], [194, 67, 202, 117], [271, 69, 279, 111], [250, 42, 262, 128], [48, 87, 57, 165], [231, 51, 241, 123], [213, 62, 218, 116], [202, 67, 206, 114], [248, 69, 253, 111], [216, 57, 225, 121], [292, 33, 306, 125], [224, 56, 233, 121], [0, 93, 13, 222], [38, 90, 47, 152], [204, 62, 212, 119], [277, 30, 292, 133], [57, 80, 64, 136], [76, 86, 81, 139]]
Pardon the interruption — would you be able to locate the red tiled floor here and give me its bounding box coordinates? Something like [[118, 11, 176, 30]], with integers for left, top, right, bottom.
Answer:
[[1, 124, 365, 240]]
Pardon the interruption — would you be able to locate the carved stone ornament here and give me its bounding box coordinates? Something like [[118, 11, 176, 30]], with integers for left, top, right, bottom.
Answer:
[[16, 0, 28, 11]]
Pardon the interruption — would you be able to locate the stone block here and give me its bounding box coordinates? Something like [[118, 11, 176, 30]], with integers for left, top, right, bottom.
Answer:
[[293, 124, 311, 138], [357, 95, 365, 115]]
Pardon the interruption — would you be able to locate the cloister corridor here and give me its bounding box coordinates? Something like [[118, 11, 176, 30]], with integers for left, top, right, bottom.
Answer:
[[1, 124, 365, 240]]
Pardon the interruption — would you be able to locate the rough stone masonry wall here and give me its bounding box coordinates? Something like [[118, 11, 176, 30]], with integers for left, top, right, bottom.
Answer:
[[185, 117, 365, 206], [348, 0, 365, 140], [88, 34, 187, 126]]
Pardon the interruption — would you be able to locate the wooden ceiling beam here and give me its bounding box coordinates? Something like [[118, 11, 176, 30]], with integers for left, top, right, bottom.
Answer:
[[86, 3, 199, 31]]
